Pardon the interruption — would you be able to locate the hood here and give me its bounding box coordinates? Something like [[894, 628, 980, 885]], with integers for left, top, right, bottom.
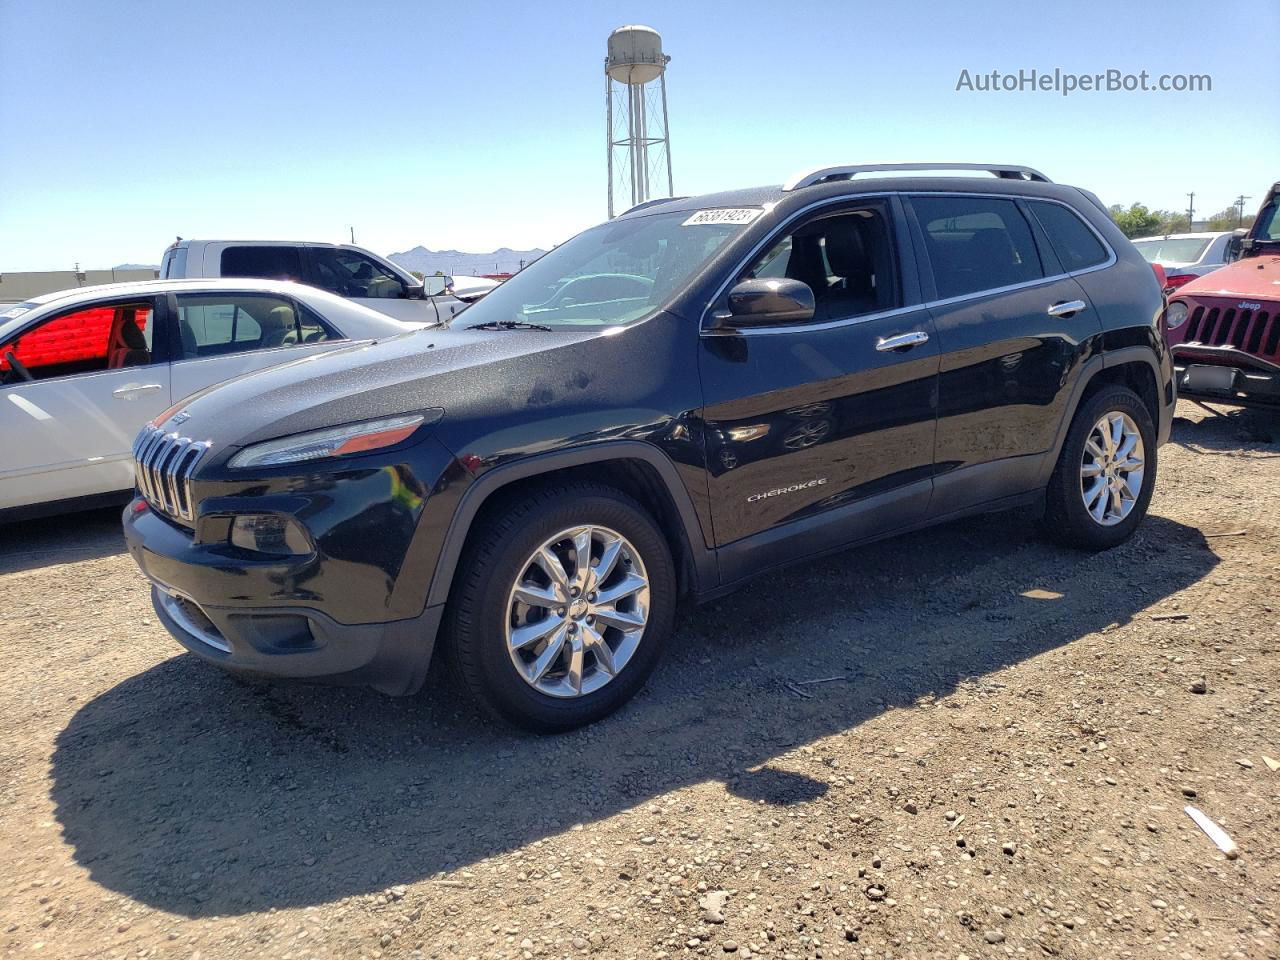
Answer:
[[1178, 256, 1280, 301], [157, 325, 600, 450]]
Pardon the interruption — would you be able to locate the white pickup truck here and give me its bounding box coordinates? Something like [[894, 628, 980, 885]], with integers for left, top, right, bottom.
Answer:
[[159, 239, 493, 323]]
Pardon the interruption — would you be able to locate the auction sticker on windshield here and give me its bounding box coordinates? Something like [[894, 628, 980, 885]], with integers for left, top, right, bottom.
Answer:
[[682, 208, 763, 226]]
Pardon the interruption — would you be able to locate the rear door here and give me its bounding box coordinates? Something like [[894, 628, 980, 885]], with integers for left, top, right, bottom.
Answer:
[[698, 196, 939, 582], [907, 193, 1103, 513], [0, 297, 171, 507], [167, 290, 350, 400]]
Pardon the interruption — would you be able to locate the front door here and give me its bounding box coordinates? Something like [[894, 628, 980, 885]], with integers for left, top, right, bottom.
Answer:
[[0, 297, 171, 508], [907, 193, 1103, 513], [305, 246, 460, 322], [697, 198, 939, 584]]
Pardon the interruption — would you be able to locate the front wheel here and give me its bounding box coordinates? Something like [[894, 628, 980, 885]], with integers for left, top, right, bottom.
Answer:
[[444, 482, 676, 732], [1042, 385, 1157, 551]]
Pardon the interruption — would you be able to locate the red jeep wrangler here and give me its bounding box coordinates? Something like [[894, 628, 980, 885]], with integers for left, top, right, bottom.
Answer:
[[1165, 181, 1280, 407]]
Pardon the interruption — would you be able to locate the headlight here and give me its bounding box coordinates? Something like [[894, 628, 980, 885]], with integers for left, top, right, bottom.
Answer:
[[227, 412, 435, 469], [1165, 301, 1189, 329]]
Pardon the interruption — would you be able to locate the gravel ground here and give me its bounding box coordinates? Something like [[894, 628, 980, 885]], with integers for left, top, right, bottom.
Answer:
[[1, 401, 1277, 960]]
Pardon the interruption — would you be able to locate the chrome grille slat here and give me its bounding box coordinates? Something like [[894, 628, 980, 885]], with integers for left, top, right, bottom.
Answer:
[[131, 424, 211, 524]]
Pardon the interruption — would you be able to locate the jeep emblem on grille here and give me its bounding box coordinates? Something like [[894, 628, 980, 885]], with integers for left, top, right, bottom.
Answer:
[[1237, 301, 1262, 311], [169, 410, 191, 425]]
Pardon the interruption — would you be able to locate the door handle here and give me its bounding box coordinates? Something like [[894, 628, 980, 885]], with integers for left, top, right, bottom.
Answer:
[[112, 383, 163, 398], [1047, 299, 1087, 318], [875, 331, 930, 352]]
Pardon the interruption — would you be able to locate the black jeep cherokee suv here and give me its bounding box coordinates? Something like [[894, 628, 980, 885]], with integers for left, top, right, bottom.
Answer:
[[124, 163, 1173, 731]]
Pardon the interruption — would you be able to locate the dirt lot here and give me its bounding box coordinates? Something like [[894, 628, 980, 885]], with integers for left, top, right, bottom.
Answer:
[[1, 401, 1277, 960]]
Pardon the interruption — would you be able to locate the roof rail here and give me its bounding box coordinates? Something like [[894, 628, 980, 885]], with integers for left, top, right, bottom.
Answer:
[[783, 163, 1051, 191], [618, 195, 688, 216]]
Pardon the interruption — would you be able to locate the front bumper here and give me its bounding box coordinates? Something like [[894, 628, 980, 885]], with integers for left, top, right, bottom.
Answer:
[[125, 501, 443, 695], [148, 581, 442, 695], [1173, 351, 1280, 407]]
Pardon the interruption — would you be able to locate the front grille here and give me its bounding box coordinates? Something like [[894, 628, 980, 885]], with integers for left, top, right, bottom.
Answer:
[[1184, 302, 1278, 359], [131, 424, 212, 523]]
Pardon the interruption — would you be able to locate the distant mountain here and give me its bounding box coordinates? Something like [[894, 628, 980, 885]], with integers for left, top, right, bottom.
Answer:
[[388, 246, 545, 277]]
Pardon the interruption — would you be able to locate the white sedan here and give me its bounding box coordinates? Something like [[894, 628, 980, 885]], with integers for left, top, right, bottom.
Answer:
[[1131, 231, 1235, 292], [0, 278, 429, 520]]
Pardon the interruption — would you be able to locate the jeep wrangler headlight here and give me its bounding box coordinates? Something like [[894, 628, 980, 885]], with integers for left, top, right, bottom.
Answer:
[[1165, 301, 1189, 330], [227, 413, 435, 469]]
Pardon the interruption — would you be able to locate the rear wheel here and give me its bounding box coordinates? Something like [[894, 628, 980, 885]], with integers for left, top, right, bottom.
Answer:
[[445, 482, 676, 732], [1043, 385, 1156, 550]]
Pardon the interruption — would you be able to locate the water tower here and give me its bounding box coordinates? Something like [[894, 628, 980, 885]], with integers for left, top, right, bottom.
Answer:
[[605, 25, 673, 218]]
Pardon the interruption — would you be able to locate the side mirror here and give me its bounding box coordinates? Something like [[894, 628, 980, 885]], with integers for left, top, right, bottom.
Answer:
[[709, 278, 815, 329], [422, 276, 449, 297], [404, 282, 425, 300]]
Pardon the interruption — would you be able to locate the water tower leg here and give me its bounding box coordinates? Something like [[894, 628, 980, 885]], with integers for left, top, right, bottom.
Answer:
[[636, 84, 648, 204], [660, 72, 673, 197], [606, 72, 614, 218]]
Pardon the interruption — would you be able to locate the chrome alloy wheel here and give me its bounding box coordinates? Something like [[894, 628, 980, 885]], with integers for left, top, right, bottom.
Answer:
[[505, 525, 650, 699], [1080, 411, 1145, 526]]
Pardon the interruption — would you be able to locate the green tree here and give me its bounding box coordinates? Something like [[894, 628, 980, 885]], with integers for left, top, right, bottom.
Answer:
[[1154, 211, 1191, 234], [1109, 203, 1163, 238], [1205, 206, 1255, 231]]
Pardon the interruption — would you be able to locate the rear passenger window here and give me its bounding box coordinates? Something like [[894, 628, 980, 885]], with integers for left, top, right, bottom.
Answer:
[[220, 246, 304, 282], [1027, 201, 1109, 271], [913, 197, 1043, 299], [175, 294, 333, 359]]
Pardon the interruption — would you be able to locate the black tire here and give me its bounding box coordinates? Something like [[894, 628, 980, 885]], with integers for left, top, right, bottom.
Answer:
[[1042, 385, 1157, 551], [443, 481, 677, 733]]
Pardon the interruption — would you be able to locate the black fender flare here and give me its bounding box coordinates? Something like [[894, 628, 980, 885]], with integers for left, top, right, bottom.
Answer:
[[422, 441, 717, 610]]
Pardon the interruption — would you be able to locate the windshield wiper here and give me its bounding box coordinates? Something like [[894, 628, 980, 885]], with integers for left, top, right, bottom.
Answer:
[[464, 319, 554, 332]]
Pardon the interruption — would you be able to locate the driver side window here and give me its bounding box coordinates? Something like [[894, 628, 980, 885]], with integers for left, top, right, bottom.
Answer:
[[311, 250, 407, 300], [746, 206, 900, 323], [1, 302, 155, 385]]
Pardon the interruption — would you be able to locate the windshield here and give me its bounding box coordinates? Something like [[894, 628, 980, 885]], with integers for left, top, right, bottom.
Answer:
[[1253, 202, 1280, 242], [457, 209, 754, 327], [0, 302, 39, 343], [1132, 237, 1211, 264]]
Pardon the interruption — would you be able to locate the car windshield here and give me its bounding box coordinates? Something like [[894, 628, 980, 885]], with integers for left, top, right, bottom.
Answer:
[[457, 209, 754, 327], [1132, 237, 1211, 264], [1253, 202, 1280, 242], [0, 302, 40, 343]]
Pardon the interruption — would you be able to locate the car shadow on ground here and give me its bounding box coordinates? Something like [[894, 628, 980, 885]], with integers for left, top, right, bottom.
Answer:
[[1170, 401, 1278, 452], [50, 509, 1216, 917], [0, 505, 127, 576]]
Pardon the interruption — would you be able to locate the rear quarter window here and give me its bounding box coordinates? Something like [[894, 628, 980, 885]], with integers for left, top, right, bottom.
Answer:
[[1027, 201, 1110, 272], [161, 246, 189, 279]]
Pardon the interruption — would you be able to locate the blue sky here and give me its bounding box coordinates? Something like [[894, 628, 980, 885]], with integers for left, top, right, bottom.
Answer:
[[1, 0, 1276, 270]]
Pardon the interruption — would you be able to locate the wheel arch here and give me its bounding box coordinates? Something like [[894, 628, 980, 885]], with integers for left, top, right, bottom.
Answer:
[[425, 443, 716, 610], [1036, 346, 1165, 487]]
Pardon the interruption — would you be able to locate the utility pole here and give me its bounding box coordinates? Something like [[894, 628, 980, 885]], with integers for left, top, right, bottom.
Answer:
[[1186, 192, 1195, 226], [1234, 195, 1250, 226], [349, 227, 356, 244]]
